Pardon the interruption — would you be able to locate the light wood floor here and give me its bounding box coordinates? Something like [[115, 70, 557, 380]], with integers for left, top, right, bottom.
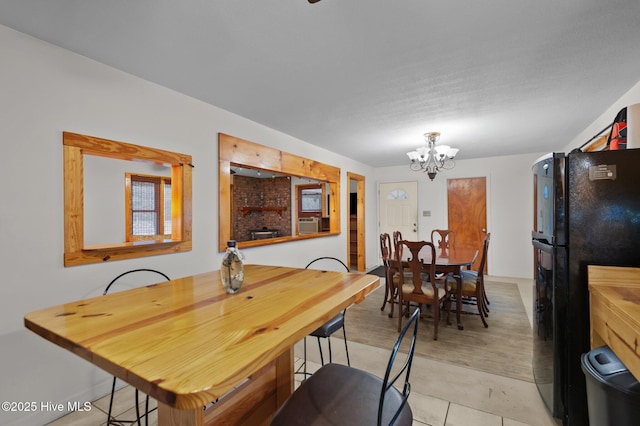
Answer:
[[346, 277, 534, 382]]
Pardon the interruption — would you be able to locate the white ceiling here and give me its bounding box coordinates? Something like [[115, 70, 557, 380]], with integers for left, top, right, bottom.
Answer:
[[1, 0, 639, 166]]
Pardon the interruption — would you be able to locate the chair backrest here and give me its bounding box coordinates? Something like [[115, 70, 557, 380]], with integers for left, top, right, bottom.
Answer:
[[430, 229, 456, 249], [395, 240, 436, 294], [305, 257, 350, 273], [476, 233, 491, 278], [380, 233, 392, 265], [378, 307, 420, 425], [392, 231, 403, 259], [104, 268, 170, 295]]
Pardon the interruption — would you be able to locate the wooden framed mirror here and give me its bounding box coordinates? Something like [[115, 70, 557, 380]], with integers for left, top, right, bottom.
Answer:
[[218, 133, 340, 252], [63, 132, 192, 266]]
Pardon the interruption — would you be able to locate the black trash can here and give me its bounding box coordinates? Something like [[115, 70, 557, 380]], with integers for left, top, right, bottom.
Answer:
[[581, 346, 640, 426]]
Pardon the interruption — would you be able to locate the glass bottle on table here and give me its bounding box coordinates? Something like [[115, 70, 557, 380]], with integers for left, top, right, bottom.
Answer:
[[220, 240, 244, 294]]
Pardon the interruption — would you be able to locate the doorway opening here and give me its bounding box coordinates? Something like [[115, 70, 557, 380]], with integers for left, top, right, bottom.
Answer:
[[347, 172, 365, 271]]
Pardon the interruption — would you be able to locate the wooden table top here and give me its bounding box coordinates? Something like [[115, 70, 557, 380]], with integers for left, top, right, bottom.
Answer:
[[428, 247, 478, 266], [24, 264, 379, 409], [398, 246, 478, 267]]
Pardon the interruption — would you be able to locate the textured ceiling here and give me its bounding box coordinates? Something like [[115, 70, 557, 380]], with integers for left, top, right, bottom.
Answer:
[[1, 0, 639, 166]]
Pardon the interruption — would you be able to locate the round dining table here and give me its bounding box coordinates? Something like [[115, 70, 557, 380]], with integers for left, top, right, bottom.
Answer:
[[396, 246, 479, 330]]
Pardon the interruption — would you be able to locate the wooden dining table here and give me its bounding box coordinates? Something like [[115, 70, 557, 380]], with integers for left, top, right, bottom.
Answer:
[[24, 264, 379, 426], [395, 246, 478, 330]]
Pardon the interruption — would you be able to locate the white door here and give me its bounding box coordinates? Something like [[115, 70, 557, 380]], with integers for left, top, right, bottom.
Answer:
[[379, 181, 418, 241]]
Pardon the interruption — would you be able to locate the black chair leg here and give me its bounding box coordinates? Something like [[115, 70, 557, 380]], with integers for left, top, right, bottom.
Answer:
[[144, 395, 150, 426], [108, 376, 144, 425], [296, 336, 311, 378], [134, 390, 141, 426], [316, 337, 325, 365], [343, 325, 351, 367], [107, 376, 117, 424]]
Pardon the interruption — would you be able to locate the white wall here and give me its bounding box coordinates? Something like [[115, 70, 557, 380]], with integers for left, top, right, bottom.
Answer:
[[2, 22, 640, 425], [0, 25, 377, 425], [375, 80, 640, 280], [375, 152, 544, 279], [564, 81, 640, 152]]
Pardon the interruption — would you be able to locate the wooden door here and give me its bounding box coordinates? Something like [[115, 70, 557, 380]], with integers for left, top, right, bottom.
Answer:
[[447, 177, 487, 272], [379, 181, 418, 242]]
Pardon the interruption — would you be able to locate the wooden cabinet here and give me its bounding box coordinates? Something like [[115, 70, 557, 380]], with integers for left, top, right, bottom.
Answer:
[[588, 265, 640, 381]]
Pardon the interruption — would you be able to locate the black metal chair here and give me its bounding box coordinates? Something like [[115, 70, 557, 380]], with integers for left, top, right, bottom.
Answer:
[[103, 269, 170, 426], [297, 257, 351, 377], [272, 308, 419, 426]]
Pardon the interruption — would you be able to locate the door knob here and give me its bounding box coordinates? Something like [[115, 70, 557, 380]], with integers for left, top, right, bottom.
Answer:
[[482, 228, 487, 232]]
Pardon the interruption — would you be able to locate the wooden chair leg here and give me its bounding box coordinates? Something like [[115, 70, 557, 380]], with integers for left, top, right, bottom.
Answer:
[[482, 286, 490, 314], [476, 289, 488, 328], [433, 304, 439, 340], [397, 299, 405, 332], [380, 269, 390, 311], [388, 286, 396, 318], [482, 290, 489, 318], [478, 302, 488, 328], [444, 296, 452, 326]]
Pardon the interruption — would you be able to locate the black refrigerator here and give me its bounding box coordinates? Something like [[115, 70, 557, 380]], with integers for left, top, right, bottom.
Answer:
[[532, 149, 640, 426]]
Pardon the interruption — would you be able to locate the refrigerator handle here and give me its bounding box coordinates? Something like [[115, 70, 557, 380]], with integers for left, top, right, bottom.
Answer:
[[532, 239, 554, 254]]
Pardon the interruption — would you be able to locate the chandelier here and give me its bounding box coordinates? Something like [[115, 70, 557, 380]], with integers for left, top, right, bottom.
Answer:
[[406, 132, 459, 181]]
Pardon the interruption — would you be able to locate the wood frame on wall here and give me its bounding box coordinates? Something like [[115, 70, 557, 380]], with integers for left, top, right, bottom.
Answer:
[[63, 132, 192, 266], [218, 133, 340, 252]]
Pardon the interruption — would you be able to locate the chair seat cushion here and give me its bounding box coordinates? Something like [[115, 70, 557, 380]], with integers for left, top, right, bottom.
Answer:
[[401, 283, 445, 300], [310, 312, 344, 338], [460, 270, 478, 281], [271, 363, 412, 426], [449, 270, 478, 292], [449, 279, 477, 292]]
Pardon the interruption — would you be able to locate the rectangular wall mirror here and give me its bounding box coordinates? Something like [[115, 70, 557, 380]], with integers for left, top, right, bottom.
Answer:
[[64, 132, 192, 266], [218, 133, 340, 252]]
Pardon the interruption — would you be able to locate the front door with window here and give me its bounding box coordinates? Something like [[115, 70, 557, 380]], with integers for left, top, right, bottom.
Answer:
[[379, 181, 418, 243]]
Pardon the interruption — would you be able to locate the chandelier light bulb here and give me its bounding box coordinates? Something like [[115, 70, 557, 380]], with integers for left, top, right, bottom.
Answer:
[[406, 132, 458, 181]]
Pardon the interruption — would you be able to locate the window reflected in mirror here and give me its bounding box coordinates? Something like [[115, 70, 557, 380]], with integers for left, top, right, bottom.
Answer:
[[298, 184, 323, 215], [64, 132, 192, 266], [84, 156, 173, 246], [126, 173, 172, 242]]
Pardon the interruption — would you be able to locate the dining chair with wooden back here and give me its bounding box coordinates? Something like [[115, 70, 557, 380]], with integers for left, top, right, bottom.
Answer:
[[387, 231, 416, 319], [447, 233, 491, 328], [103, 268, 170, 426], [271, 308, 420, 426], [297, 256, 351, 378], [392, 230, 403, 252], [430, 229, 456, 249], [379, 233, 397, 312], [394, 240, 450, 340]]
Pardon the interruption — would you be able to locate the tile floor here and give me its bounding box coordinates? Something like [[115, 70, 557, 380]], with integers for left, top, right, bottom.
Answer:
[[48, 275, 561, 426]]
